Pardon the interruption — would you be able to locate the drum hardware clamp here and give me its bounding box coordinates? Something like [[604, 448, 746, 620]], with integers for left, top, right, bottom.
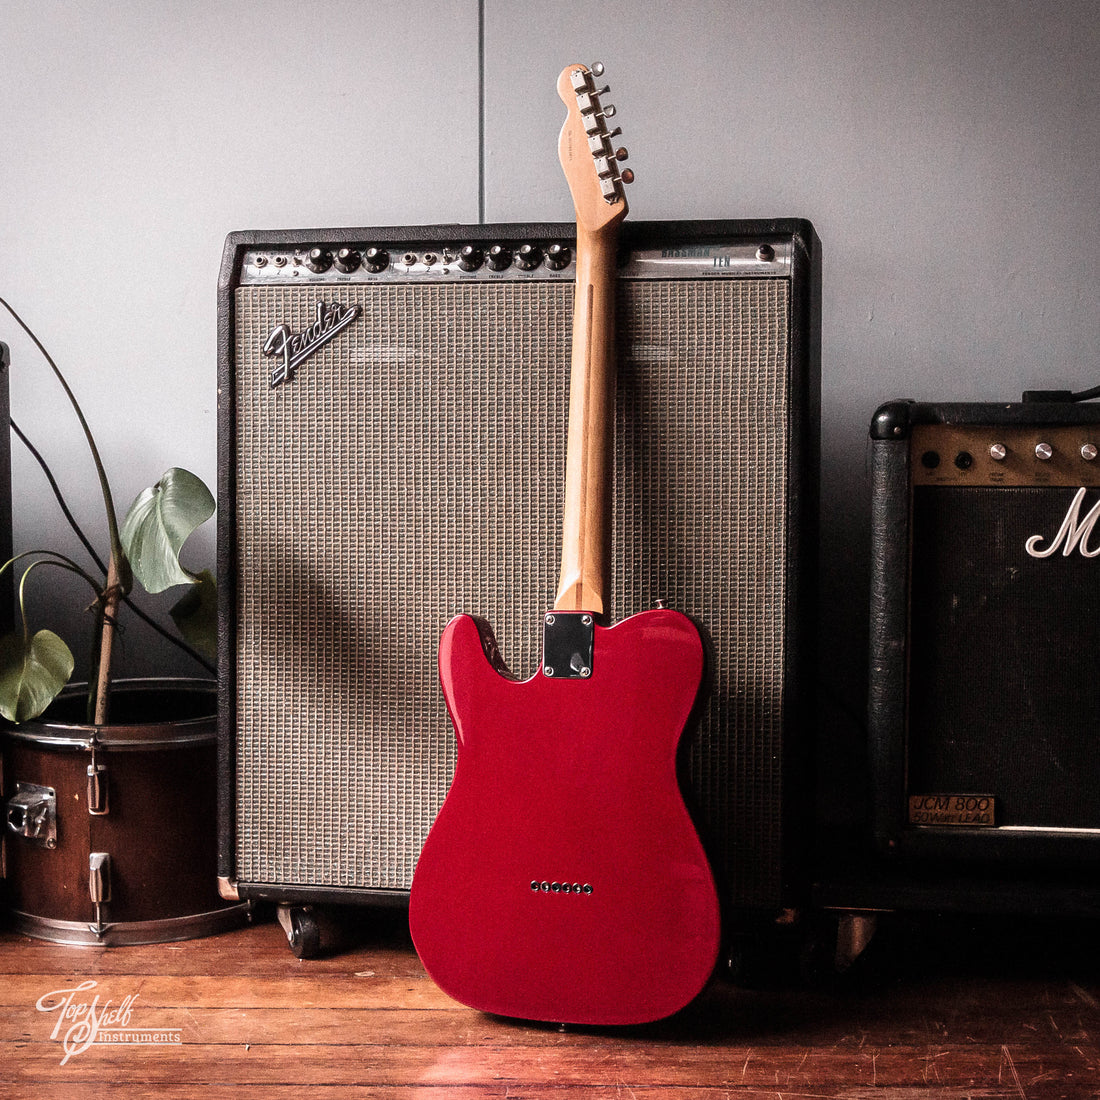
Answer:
[[89, 852, 112, 938], [5, 782, 57, 848], [86, 732, 110, 816]]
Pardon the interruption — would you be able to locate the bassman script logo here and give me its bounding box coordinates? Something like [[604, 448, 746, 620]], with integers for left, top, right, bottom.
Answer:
[[1025, 487, 1100, 558], [264, 301, 360, 387]]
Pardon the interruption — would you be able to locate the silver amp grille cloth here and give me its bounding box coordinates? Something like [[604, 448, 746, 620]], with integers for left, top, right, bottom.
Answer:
[[233, 278, 789, 903]]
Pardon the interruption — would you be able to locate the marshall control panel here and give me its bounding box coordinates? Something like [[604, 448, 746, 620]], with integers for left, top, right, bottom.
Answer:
[[911, 423, 1100, 488]]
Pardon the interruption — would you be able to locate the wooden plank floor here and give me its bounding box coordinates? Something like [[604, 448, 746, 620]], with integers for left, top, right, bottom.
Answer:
[[4, 906, 1100, 1098]]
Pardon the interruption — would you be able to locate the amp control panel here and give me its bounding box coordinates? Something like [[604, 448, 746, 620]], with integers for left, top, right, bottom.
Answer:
[[911, 423, 1100, 487], [238, 239, 578, 285], [234, 233, 793, 286]]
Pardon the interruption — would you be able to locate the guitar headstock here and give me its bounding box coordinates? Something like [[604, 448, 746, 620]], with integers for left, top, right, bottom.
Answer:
[[557, 62, 633, 233]]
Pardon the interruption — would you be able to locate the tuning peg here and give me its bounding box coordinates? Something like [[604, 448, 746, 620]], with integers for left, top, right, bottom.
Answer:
[[582, 103, 616, 136], [576, 88, 610, 116], [588, 128, 624, 156], [599, 165, 634, 202], [591, 61, 605, 76], [615, 147, 628, 162]]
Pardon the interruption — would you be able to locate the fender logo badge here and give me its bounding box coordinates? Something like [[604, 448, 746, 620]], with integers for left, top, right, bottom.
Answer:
[[264, 301, 360, 387]]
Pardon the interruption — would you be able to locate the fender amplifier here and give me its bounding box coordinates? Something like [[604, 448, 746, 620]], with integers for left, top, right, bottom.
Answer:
[[869, 398, 1100, 878], [217, 220, 820, 928]]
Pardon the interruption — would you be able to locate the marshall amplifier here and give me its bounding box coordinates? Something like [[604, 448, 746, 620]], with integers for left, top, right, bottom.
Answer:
[[217, 220, 820, 937], [868, 397, 1100, 885]]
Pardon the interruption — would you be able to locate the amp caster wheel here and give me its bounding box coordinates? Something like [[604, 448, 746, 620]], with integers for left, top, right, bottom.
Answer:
[[799, 912, 879, 985], [277, 905, 322, 959]]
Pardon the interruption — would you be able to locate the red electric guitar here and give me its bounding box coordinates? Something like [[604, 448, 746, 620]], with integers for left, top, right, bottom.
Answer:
[[408, 63, 721, 1026]]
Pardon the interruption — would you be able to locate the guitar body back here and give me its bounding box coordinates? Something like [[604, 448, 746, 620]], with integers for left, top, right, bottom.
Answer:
[[408, 608, 721, 1025]]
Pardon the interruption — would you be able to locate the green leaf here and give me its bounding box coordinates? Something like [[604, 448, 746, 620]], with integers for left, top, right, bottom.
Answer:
[[170, 568, 218, 662], [121, 468, 215, 594], [0, 629, 75, 723]]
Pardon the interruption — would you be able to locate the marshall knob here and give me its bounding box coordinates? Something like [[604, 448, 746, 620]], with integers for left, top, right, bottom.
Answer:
[[1035, 442, 1053, 461], [1082, 443, 1098, 462]]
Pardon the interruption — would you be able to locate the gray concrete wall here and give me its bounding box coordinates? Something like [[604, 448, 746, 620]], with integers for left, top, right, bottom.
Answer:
[[2, 1, 1096, 731]]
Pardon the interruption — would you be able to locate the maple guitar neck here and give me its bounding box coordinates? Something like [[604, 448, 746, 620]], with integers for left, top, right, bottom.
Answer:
[[553, 62, 631, 616], [554, 224, 619, 615]]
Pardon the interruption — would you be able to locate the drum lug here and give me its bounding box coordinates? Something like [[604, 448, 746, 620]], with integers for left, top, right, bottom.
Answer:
[[87, 762, 109, 816], [89, 851, 112, 938], [6, 782, 57, 848]]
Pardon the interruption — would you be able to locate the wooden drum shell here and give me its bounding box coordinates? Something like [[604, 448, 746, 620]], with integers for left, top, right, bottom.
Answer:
[[2, 680, 248, 945]]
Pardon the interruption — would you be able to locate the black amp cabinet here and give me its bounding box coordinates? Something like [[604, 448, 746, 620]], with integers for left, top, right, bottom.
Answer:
[[217, 220, 820, 947]]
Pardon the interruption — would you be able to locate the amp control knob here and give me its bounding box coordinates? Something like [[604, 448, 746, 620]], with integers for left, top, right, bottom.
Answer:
[[545, 243, 572, 270], [362, 247, 390, 273], [989, 443, 1007, 462], [334, 248, 361, 274], [1035, 442, 1053, 461], [457, 245, 485, 271], [306, 247, 333, 274], [487, 245, 513, 271], [1083, 443, 1098, 462], [515, 243, 543, 270]]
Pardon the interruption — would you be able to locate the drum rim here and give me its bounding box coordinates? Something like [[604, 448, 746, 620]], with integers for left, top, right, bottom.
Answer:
[[7, 902, 251, 946], [2, 677, 216, 749]]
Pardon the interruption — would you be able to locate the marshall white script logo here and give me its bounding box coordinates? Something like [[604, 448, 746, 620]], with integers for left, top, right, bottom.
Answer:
[[264, 300, 360, 387], [1025, 487, 1100, 558]]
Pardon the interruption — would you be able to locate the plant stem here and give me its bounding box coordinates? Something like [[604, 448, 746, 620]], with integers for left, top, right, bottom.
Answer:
[[16, 558, 97, 631], [1, 296, 131, 723], [10, 418, 108, 575], [94, 555, 123, 725], [2, 550, 104, 595], [11, 418, 214, 674], [0, 297, 128, 578]]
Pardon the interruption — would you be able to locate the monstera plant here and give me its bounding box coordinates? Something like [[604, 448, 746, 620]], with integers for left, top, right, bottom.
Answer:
[[0, 297, 216, 725]]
